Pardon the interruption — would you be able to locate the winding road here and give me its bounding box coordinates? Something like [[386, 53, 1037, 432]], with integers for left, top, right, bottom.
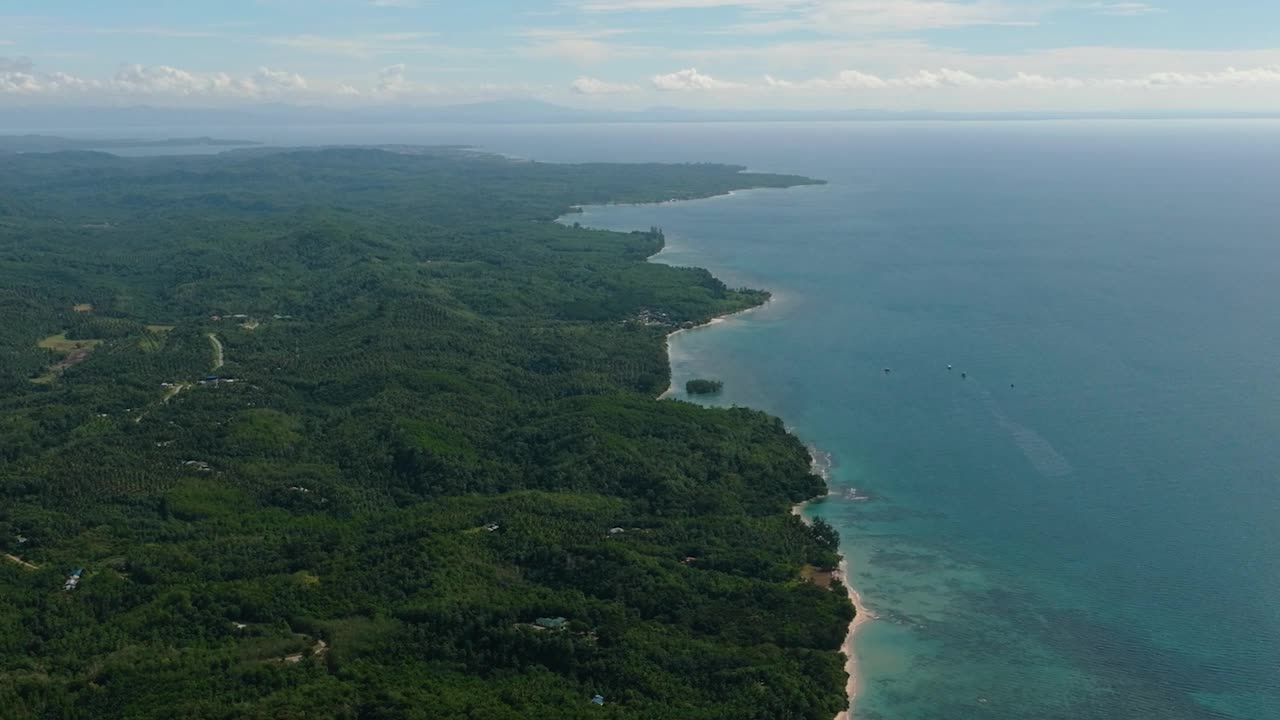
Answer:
[[207, 333, 224, 371]]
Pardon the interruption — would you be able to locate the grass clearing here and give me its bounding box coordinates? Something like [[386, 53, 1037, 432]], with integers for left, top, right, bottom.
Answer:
[[33, 333, 104, 383], [38, 333, 102, 353], [800, 564, 835, 589]]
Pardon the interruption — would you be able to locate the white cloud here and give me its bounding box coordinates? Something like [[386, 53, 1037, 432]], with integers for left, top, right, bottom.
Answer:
[[578, 0, 791, 9], [1108, 65, 1280, 88], [110, 65, 213, 96], [766, 69, 887, 89], [736, 1, 1037, 34], [1088, 2, 1162, 16], [264, 35, 374, 58], [0, 57, 311, 98], [376, 63, 414, 95], [529, 37, 616, 63], [0, 57, 521, 104], [570, 76, 639, 94], [0, 71, 40, 94], [2, 55, 96, 95], [253, 66, 309, 92], [110, 64, 311, 97], [579, 0, 1039, 34], [7, 50, 1280, 111], [652, 67, 742, 90], [263, 32, 434, 58], [668, 40, 1280, 87], [521, 28, 641, 63], [76, 25, 230, 39], [763, 65, 1280, 91]]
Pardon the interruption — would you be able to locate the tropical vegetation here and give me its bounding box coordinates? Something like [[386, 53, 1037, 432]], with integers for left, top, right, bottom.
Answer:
[[0, 145, 851, 719]]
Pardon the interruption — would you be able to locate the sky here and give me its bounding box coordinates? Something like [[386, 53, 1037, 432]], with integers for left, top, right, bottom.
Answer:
[[2, 0, 1280, 111]]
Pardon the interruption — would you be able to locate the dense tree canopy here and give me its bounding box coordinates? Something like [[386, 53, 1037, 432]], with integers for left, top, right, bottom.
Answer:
[[0, 146, 850, 719], [685, 379, 725, 396]]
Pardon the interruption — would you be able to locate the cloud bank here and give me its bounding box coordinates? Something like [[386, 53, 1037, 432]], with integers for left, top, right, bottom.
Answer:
[[7, 55, 1280, 111], [764, 65, 1280, 90], [1, 58, 310, 98], [571, 76, 639, 94], [651, 67, 741, 91]]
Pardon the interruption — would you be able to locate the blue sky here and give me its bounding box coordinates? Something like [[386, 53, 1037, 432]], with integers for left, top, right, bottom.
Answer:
[[2, 1, 1279, 110]]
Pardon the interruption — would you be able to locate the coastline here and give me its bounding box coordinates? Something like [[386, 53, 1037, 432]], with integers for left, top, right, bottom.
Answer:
[[567, 182, 860, 717], [792, 477, 871, 720], [832, 559, 870, 720], [663, 302, 868, 720]]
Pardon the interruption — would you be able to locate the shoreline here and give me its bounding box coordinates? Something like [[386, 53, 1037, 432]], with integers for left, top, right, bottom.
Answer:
[[664, 301, 868, 720], [569, 184, 861, 718], [793, 483, 871, 720], [834, 563, 872, 720]]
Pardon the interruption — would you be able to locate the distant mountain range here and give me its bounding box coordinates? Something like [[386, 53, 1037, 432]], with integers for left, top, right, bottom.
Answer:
[[0, 135, 260, 153], [0, 99, 1276, 130]]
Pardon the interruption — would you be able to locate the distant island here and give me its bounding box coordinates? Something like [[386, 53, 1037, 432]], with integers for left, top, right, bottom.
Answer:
[[0, 134, 260, 154], [686, 378, 725, 395]]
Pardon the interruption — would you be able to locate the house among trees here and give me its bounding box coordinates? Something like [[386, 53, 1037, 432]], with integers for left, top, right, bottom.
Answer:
[[63, 568, 83, 592], [534, 617, 567, 630]]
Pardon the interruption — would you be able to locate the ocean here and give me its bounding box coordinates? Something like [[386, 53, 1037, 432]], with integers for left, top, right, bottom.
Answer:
[[559, 121, 1280, 720], [48, 119, 1280, 718]]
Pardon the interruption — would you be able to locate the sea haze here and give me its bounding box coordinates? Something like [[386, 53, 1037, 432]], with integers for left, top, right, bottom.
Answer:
[[55, 119, 1280, 719], [562, 121, 1280, 720]]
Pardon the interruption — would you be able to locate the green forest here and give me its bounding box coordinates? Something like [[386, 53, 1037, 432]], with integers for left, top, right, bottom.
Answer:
[[0, 146, 852, 719]]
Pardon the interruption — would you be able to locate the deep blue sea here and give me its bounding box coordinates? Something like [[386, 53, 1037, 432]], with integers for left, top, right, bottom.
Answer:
[[45, 120, 1280, 718]]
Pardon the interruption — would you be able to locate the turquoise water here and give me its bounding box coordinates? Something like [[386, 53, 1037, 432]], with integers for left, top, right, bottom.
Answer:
[[565, 122, 1280, 720]]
